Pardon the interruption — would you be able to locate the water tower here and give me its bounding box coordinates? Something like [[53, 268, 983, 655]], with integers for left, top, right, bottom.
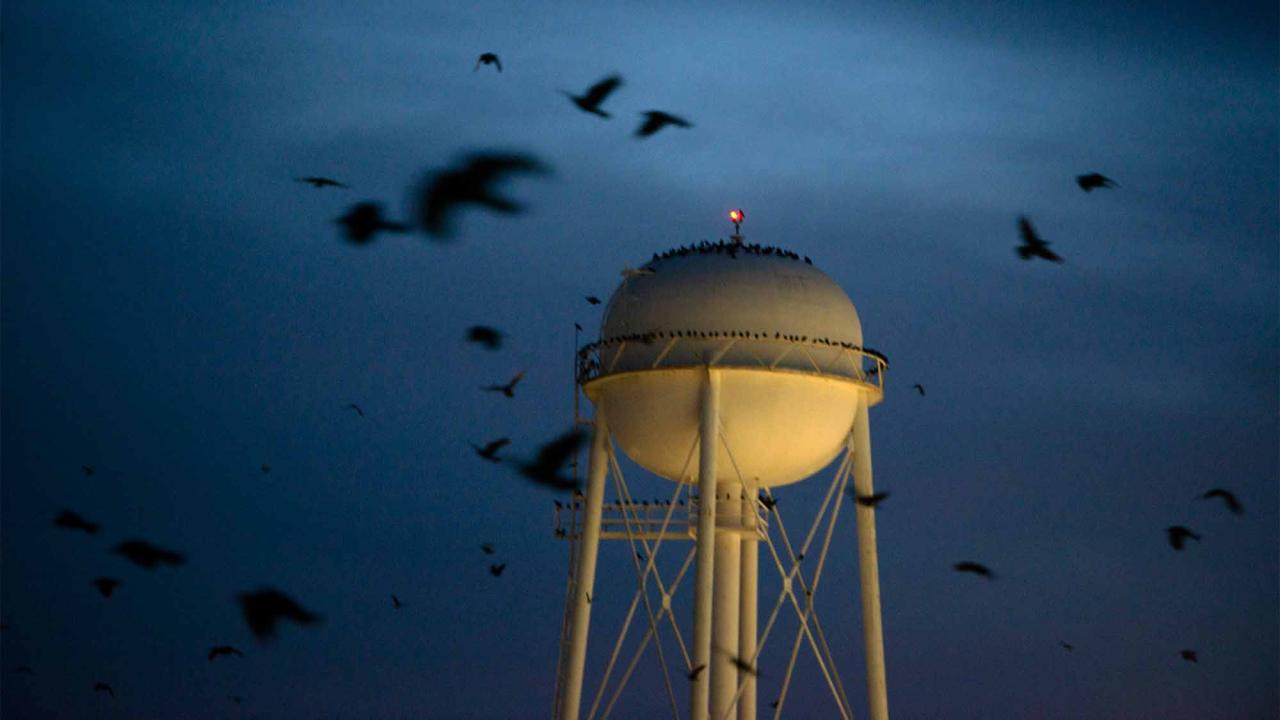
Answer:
[[555, 212, 889, 720]]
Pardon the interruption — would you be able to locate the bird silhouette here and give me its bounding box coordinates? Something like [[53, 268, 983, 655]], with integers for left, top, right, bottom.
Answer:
[[237, 588, 321, 640], [481, 543, 496, 555], [208, 645, 244, 661], [512, 428, 588, 491], [1075, 173, 1117, 192], [636, 111, 693, 138], [415, 152, 549, 239], [81, 465, 95, 476], [1058, 641, 1074, 652], [1016, 216, 1064, 262], [912, 383, 925, 396], [113, 540, 186, 569], [296, 176, 347, 189], [563, 75, 622, 117], [53, 510, 100, 535], [474, 52, 502, 72], [489, 563, 507, 577], [759, 495, 777, 511], [472, 438, 511, 462], [345, 403, 365, 418], [336, 202, 409, 244], [854, 491, 890, 508], [482, 369, 526, 398], [230, 695, 243, 704], [1200, 488, 1243, 515], [94, 682, 114, 698], [466, 325, 503, 350], [687, 664, 706, 681], [953, 561, 995, 579], [92, 578, 120, 598], [1166, 526, 1201, 550], [391, 594, 404, 609], [1180, 649, 1198, 663], [585, 296, 602, 305], [14, 666, 34, 674], [260, 463, 271, 474]]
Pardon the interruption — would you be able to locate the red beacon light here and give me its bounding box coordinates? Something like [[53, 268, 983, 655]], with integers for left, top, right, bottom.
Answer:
[[729, 209, 744, 224]]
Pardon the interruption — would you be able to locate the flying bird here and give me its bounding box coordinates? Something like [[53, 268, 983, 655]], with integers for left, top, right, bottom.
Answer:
[[1058, 641, 1074, 652], [53, 510, 100, 535], [482, 370, 526, 398], [336, 202, 409, 244], [1166, 525, 1201, 550], [481, 543, 496, 555], [296, 177, 347, 189], [345, 403, 365, 418], [912, 383, 925, 396], [113, 540, 186, 569], [854, 491, 890, 508], [415, 152, 549, 239], [953, 561, 995, 579], [92, 578, 120, 598], [94, 682, 114, 698], [237, 588, 321, 640], [1016, 216, 1064, 263], [489, 563, 507, 577], [260, 464, 271, 474], [1200, 488, 1243, 515], [208, 645, 244, 661], [474, 52, 502, 72], [636, 111, 693, 138], [14, 666, 34, 675], [1075, 173, 1117, 192], [466, 325, 503, 350], [391, 594, 404, 609], [513, 428, 588, 491], [81, 465, 95, 476], [1179, 649, 1198, 663], [585, 296, 601, 305], [563, 75, 622, 118], [472, 438, 511, 462]]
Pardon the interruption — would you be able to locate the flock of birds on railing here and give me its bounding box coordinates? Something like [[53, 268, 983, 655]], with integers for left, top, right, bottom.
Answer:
[[650, 239, 812, 263]]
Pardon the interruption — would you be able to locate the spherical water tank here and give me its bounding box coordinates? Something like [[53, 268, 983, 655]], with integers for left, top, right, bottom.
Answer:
[[578, 242, 885, 488]]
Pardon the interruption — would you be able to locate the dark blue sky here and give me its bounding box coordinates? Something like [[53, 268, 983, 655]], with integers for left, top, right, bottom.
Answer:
[[3, 1, 1276, 718]]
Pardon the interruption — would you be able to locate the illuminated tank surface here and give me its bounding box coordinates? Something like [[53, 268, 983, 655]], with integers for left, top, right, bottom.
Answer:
[[579, 241, 885, 488]]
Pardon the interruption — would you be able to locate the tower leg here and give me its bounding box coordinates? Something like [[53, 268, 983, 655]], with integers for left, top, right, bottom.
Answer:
[[558, 414, 611, 720], [711, 488, 741, 720], [690, 369, 721, 720], [738, 478, 759, 720], [851, 400, 889, 720]]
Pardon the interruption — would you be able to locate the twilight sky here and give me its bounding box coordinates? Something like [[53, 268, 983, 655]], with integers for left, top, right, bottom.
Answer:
[[2, 1, 1276, 718]]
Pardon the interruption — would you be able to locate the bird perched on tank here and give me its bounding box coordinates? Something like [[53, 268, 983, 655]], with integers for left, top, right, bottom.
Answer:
[[415, 152, 549, 239], [1075, 173, 1117, 191], [563, 74, 622, 117]]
